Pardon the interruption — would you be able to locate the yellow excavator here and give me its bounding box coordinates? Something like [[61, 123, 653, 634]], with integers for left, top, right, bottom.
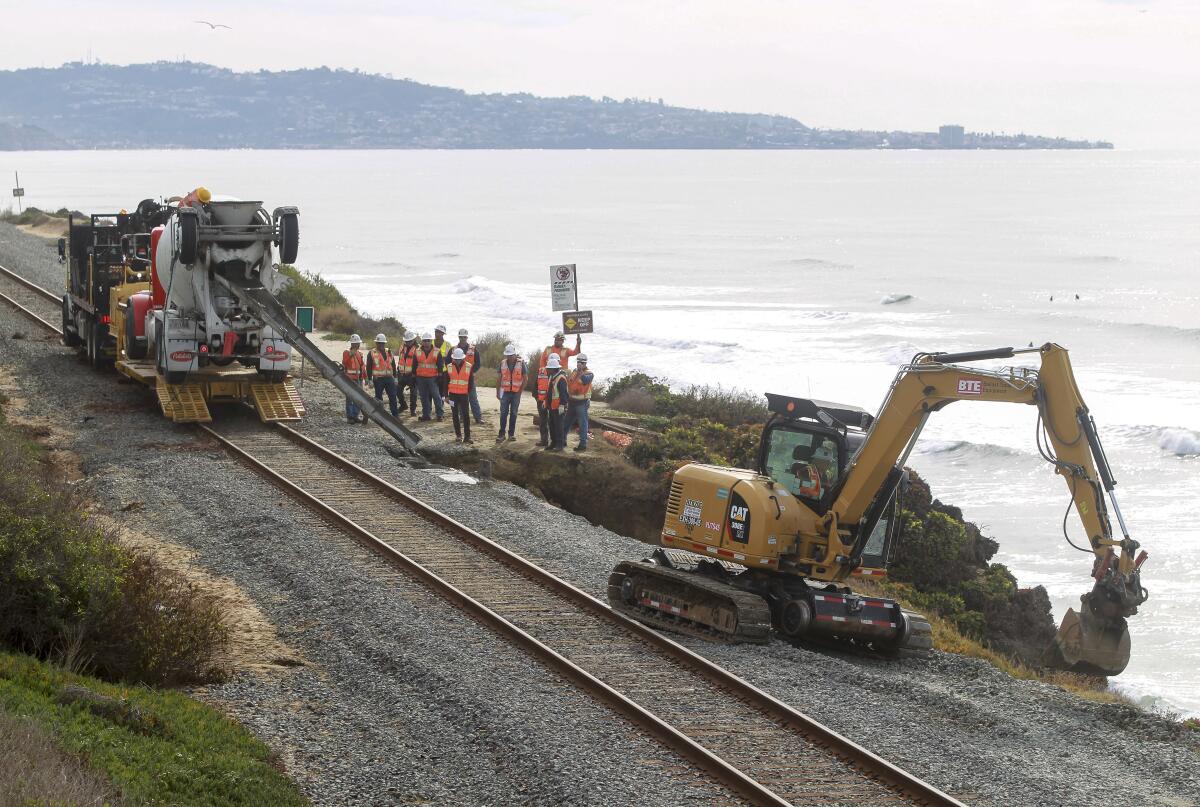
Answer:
[[609, 344, 1149, 675]]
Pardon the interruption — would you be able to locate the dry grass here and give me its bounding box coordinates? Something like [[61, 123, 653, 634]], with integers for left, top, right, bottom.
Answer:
[[851, 578, 1135, 706], [0, 710, 119, 806]]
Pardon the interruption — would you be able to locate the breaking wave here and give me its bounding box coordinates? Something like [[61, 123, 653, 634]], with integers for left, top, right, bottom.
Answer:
[[1104, 424, 1200, 457], [1157, 428, 1200, 457], [880, 293, 913, 305], [915, 440, 1027, 459]]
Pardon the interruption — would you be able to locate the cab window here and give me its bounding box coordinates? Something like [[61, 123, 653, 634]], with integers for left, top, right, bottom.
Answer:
[[763, 428, 841, 499]]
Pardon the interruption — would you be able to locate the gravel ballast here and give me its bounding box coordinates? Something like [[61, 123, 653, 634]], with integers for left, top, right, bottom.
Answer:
[[3, 222, 1198, 806], [0, 224, 732, 806]]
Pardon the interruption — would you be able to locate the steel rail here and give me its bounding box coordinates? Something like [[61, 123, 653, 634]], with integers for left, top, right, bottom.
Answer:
[[0, 263, 62, 303], [0, 289, 62, 334], [199, 422, 790, 807], [218, 420, 965, 807], [0, 264, 63, 334]]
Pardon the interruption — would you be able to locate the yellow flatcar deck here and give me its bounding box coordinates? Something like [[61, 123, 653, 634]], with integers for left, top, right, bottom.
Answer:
[[117, 360, 303, 423]]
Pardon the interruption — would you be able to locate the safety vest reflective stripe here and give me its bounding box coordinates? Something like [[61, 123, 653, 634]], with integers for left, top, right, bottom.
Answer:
[[342, 350, 365, 380], [499, 360, 526, 393], [415, 348, 440, 377], [371, 348, 393, 377], [546, 371, 565, 410], [447, 362, 471, 394], [567, 371, 592, 401]]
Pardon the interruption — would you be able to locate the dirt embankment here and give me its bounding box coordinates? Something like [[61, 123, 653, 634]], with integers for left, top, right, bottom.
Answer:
[[424, 439, 668, 543]]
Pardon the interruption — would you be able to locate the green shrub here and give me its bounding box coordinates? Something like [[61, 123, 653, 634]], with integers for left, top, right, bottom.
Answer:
[[275, 264, 352, 312], [475, 331, 512, 371], [602, 372, 767, 427], [624, 418, 761, 477], [0, 651, 306, 806], [0, 414, 227, 686]]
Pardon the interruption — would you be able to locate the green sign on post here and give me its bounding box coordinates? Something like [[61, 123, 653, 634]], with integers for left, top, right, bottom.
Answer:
[[294, 306, 315, 333]]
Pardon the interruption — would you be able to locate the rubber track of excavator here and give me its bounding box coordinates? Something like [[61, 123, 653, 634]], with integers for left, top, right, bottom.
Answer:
[[608, 561, 774, 644]]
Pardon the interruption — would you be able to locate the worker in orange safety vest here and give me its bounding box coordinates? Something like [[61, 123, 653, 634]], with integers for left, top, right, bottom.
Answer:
[[495, 343, 526, 442], [539, 352, 570, 451], [444, 347, 474, 443], [562, 354, 594, 452], [414, 332, 446, 421], [341, 334, 368, 423], [536, 330, 580, 446], [366, 333, 399, 417]]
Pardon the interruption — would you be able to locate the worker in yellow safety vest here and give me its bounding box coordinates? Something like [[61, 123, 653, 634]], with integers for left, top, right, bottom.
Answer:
[[341, 334, 368, 423], [433, 324, 451, 359], [562, 354, 594, 452], [536, 330, 580, 446], [414, 332, 445, 421], [444, 347, 474, 443], [496, 343, 526, 442]]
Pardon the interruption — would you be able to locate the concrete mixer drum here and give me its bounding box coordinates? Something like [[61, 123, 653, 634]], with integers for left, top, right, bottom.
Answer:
[[150, 194, 299, 384]]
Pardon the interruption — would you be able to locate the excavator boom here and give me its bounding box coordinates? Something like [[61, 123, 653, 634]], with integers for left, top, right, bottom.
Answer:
[[833, 343, 1147, 675]]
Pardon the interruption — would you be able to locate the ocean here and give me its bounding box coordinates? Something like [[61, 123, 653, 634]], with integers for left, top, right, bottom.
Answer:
[[7, 148, 1199, 716]]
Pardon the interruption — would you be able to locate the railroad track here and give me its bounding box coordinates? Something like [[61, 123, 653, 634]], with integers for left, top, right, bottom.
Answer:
[[0, 259, 965, 806], [0, 262, 63, 335], [202, 417, 967, 807]]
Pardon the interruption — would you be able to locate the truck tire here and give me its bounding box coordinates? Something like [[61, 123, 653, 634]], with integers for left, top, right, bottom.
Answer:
[[61, 296, 82, 347], [177, 213, 199, 265], [89, 321, 108, 369], [277, 212, 299, 264], [125, 309, 146, 359]]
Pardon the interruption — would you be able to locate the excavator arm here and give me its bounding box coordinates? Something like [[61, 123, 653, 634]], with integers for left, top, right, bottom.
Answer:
[[828, 343, 1148, 675]]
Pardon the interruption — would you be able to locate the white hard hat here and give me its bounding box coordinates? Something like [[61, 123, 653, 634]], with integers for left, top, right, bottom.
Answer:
[[503, 344, 516, 356], [546, 353, 562, 369], [458, 328, 469, 338], [553, 331, 565, 339], [375, 333, 387, 343], [421, 331, 433, 340], [404, 331, 416, 341], [349, 334, 362, 344], [576, 353, 588, 363], [451, 347, 466, 360], [435, 324, 447, 333]]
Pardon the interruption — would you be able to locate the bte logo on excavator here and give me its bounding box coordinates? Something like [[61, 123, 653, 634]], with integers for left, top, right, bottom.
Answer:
[[957, 378, 983, 395]]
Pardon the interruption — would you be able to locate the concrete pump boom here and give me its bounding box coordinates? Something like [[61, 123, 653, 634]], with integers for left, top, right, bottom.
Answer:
[[220, 275, 422, 452], [829, 342, 1147, 675]]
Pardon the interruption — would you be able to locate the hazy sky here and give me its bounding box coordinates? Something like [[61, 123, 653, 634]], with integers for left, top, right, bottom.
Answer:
[[3, 0, 1197, 148]]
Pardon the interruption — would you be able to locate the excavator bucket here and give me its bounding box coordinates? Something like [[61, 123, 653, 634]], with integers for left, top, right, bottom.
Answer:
[[1043, 607, 1131, 677]]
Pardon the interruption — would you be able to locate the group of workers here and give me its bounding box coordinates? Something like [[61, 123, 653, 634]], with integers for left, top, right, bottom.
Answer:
[[340, 325, 594, 451]]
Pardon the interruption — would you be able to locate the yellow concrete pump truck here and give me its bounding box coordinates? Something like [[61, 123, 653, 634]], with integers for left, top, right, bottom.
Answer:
[[609, 344, 1149, 676]]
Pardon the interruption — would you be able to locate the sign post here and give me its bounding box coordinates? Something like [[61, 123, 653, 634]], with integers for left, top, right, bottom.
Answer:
[[294, 306, 315, 386], [12, 172, 24, 214], [549, 264, 578, 312]]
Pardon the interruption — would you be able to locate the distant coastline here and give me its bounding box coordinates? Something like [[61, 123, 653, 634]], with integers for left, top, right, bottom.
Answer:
[[0, 62, 1112, 151]]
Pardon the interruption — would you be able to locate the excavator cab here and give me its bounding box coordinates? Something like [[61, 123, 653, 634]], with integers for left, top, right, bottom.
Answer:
[[759, 393, 900, 574]]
